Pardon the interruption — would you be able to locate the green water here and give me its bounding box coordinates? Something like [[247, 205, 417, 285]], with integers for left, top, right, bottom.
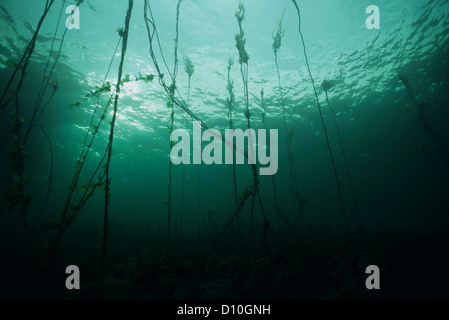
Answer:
[[0, 0, 448, 300]]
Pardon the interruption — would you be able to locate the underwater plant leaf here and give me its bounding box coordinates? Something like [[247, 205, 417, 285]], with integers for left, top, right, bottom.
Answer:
[[89, 124, 99, 135], [321, 80, 335, 91], [168, 82, 176, 94]]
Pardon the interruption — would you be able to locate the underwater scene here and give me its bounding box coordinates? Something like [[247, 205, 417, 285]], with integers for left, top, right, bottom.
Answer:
[[0, 0, 449, 300]]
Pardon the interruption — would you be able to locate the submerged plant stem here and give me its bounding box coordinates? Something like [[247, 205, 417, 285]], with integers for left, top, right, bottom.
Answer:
[[324, 90, 362, 226], [29, 124, 53, 237], [399, 76, 449, 171], [274, 50, 303, 226], [180, 55, 194, 234], [234, 2, 269, 245], [260, 89, 280, 228], [102, 0, 133, 294], [167, 0, 183, 250], [0, 0, 56, 110]]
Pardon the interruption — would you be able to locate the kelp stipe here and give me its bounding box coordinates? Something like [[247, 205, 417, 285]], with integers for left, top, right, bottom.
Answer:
[[0, 207, 9, 256], [271, 12, 305, 227], [0, 0, 71, 261], [143, 0, 268, 258], [225, 56, 239, 225], [167, 80, 175, 245], [260, 89, 295, 234], [322, 80, 362, 227], [167, 0, 183, 248], [44, 40, 120, 267], [234, 1, 271, 249], [290, 0, 351, 239], [101, 0, 133, 294], [398, 72, 449, 172], [180, 54, 194, 234], [24, 0, 75, 145], [421, 142, 449, 196]]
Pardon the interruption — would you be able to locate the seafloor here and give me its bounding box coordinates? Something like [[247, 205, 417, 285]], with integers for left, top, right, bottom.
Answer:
[[1, 228, 448, 300]]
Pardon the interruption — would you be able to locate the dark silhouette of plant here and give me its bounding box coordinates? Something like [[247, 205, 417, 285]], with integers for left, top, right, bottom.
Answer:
[[272, 12, 305, 226], [291, 0, 351, 239], [259, 89, 278, 220], [234, 2, 270, 246], [0, 0, 83, 261], [226, 57, 239, 215], [101, 0, 133, 294], [322, 79, 362, 226], [167, 0, 182, 250], [260, 88, 295, 233], [180, 53, 194, 234], [43, 3, 143, 281], [143, 0, 267, 258], [398, 73, 449, 171]]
